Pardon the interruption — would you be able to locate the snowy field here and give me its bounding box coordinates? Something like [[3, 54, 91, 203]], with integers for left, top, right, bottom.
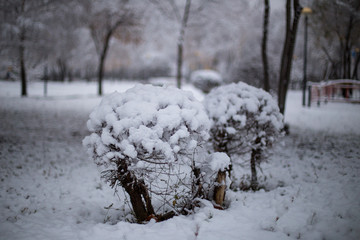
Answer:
[[1, 80, 360, 240]]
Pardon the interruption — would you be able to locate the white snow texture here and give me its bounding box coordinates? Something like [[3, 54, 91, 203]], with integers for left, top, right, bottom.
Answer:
[[208, 152, 230, 172]]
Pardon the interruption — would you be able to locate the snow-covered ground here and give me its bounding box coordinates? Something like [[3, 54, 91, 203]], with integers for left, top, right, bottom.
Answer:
[[0, 80, 359, 240]]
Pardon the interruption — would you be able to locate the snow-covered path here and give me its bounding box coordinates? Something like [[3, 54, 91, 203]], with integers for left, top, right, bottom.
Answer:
[[0, 82, 359, 240]]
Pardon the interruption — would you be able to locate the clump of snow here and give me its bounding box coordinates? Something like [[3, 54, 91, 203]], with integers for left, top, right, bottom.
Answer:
[[190, 69, 222, 93], [83, 84, 211, 215], [209, 152, 230, 172], [196, 152, 231, 201]]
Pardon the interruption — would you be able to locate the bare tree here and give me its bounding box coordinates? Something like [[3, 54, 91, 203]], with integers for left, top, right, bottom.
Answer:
[[261, 0, 270, 92], [0, 0, 79, 95], [176, 0, 192, 89], [149, 0, 192, 89], [87, 1, 140, 95], [311, 0, 360, 80], [149, 0, 218, 89], [47, 2, 82, 82], [0, 0, 57, 96], [278, 0, 302, 114]]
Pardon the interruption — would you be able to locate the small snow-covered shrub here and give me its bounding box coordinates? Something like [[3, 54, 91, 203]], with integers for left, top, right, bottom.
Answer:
[[83, 84, 211, 222], [190, 69, 222, 93], [204, 82, 284, 190]]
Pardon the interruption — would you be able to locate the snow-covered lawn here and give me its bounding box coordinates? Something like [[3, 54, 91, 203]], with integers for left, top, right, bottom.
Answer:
[[1, 81, 359, 240]]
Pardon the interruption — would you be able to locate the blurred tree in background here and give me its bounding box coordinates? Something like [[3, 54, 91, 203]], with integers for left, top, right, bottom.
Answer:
[[278, 0, 302, 115], [0, 0, 73, 96], [1, 0, 359, 98], [310, 0, 360, 80], [85, 0, 141, 95]]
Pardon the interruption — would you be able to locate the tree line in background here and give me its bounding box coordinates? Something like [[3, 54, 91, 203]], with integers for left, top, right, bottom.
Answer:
[[310, 0, 360, 80], [0, 0, 359, 112]]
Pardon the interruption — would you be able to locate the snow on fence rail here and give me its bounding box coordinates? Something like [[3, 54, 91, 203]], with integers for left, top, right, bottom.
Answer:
[[308, 79, 360, 106]]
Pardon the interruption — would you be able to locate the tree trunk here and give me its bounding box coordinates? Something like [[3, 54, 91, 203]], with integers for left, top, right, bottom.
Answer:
[[98, 53, 104, 96], [124, 181, 155, 222], [126, 185, 148, 222], [18, 0, 27, 97], [176, 0, 191, 89], [322, 62, 329, 81], [176, 43, 183, 89], [97, 30, 112, 96], [342, 39, 351, 80], [278, 0, 302, 115], [343, 10, 357, 79], [250, 148, 261, 191], [57, 59, 67, 82], [19, 34, 27, 97], [262, 0, 270, 92], [302, 15, 308, 107], [352, 51, 360, 80], [192, 167, 203, 198], [213, 170, 226, 206], [118, 162, 154, 222], [43, 65, 48, 97]]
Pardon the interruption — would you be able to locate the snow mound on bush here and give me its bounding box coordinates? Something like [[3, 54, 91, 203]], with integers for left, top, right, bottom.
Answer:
[[190, 69, 222, 93], [204, 81, 284, 154], [84, 84, 210, 165], [204, 82, 283, 134], [209, 152, 230, 172], [83, 84, 211, 213]]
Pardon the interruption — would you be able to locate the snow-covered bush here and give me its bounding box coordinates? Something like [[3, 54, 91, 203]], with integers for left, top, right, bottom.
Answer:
[[83, 84, 212, 222], [204, 82, 284, 190], [190, 69, 222, 93]]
